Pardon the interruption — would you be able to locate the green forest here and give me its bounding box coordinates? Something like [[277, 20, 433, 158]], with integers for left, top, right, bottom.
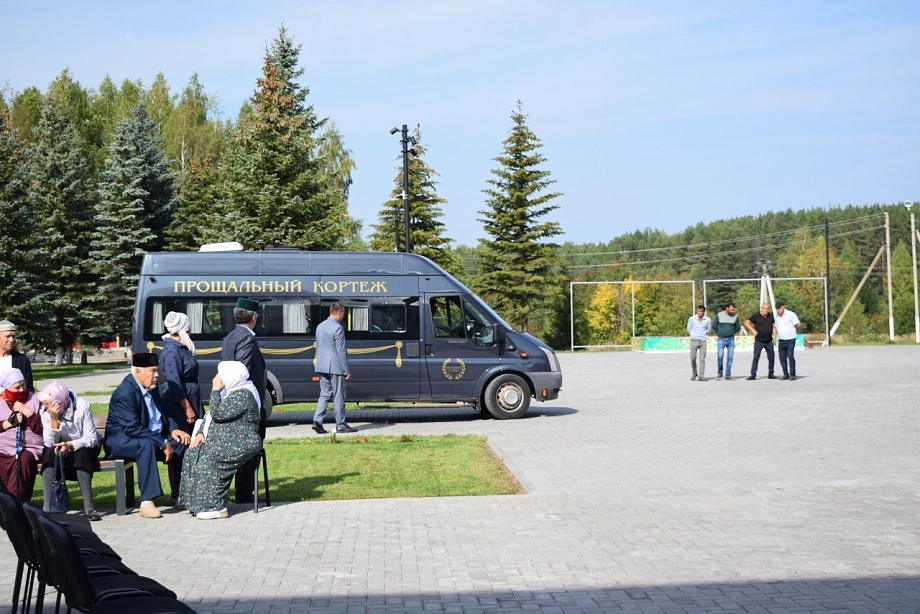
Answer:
[[1, 26, 915, 359]]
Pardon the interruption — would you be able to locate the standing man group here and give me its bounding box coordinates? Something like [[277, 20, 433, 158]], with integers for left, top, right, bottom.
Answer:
[[686, 305, 712, 381], [221, 298, 267, 505], [713, 302, 741, 380], [774, 301, 801, 380]]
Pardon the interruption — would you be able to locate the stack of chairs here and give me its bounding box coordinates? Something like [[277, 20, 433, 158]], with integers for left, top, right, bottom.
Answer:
[[0, 490, 196, 613]]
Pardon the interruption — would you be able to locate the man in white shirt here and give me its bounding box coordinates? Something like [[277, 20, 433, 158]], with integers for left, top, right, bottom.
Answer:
[[774, 301, 801, 381], [686, 305, 712, 381]]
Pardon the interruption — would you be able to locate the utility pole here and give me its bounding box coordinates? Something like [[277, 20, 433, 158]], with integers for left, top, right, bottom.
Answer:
[[885, 211, 894, 341], [825, 218, 831, 346], [907, 201, 919, 343]]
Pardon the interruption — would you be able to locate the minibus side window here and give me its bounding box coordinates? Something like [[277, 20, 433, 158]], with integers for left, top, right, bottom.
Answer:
[[461, 297, 497, 347], [431, 296, 465, 338]]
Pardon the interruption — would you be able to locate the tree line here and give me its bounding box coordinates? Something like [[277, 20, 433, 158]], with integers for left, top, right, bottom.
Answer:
[[551, 206, 917, 348], [1, 26, 565, 361]]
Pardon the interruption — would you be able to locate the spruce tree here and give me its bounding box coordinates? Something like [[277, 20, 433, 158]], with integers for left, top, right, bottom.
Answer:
[[24, 101, 96, 361], [87, 104, 176, 343], [214, 25, 349, 250], [477, 101, 564, 335], [370, 125, 460, 274], [0, 105, 41, 337]]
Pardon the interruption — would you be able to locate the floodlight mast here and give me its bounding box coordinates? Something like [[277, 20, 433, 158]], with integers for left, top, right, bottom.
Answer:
[[390, 124, 415, 253]]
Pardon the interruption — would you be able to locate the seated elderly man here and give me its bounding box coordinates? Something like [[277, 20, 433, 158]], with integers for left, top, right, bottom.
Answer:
[[104, 353, 189, 518]]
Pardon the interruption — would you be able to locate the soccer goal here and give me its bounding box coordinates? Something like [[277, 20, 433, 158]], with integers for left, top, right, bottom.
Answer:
[[569, 280, 696, 351]]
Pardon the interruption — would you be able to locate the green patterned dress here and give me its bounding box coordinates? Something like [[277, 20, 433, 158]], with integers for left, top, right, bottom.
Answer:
[[178, 388, 262, 514]]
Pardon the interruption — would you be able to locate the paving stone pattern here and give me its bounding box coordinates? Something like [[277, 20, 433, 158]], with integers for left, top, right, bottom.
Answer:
[[3, 346, 919, 612]]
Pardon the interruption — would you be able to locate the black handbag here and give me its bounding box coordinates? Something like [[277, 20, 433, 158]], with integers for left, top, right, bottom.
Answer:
[[49, 448, 70, 513]]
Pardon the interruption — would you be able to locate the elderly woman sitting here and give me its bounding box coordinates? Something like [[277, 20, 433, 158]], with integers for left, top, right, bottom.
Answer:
[[39, 382, 103, 521], [178, 361, 262, 520], [0, 368, 43, 501]]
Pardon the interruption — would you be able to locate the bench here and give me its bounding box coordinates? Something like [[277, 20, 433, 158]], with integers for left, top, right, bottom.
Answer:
[[99, 458, 135, 516], [94, 417, 135, 516]]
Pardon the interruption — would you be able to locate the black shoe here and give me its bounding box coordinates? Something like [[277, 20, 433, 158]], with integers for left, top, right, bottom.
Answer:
[[691, 374, 697, 381], [312, 423, 328, 434], [780, 375, 789, 380], [336, 424, 358, 433], [235, 496, 255, 505], [790, 375, 797, 381], [768, 374, 778, 379], [746, 375, 756, 380], [85, 509, 102, 522]]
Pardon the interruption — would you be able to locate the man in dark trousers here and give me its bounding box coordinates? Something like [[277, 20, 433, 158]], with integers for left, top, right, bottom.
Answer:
[[744, 302, 777, 380], [221, 297, 266, 504], [312, 302, 356, 433], [104, 352, 188, 518]]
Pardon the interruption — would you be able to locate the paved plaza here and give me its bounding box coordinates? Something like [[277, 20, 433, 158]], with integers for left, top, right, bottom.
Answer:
[[3, 345, 919, 612]]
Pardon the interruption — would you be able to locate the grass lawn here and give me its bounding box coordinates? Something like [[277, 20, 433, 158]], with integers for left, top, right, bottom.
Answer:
[[44, 434, 522, 511]]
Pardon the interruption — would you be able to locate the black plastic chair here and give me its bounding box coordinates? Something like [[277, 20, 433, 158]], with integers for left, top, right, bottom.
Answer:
[[0, 490, 42, 614], [19, 504, 142, 614], [34, 512, 195, 613]]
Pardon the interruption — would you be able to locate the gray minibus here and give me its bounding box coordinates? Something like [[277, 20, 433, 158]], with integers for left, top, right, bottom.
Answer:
[[132, 248, 563, 419]]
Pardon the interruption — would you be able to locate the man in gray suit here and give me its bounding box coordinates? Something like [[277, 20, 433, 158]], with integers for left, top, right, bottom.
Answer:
[[312, 302, 355, 433], [221, 297, 267, 503]]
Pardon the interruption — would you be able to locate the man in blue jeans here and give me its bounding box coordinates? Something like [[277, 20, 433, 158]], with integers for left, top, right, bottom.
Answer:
[[744, 303, 777, 380], [713, 302, 741, 380]]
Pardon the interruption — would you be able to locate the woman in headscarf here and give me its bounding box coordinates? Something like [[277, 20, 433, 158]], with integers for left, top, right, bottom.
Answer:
[[38, 381, 103, 520], [0, 368, 43, 501], [159, 311, 202, 427], [178, 360, 262, 519]]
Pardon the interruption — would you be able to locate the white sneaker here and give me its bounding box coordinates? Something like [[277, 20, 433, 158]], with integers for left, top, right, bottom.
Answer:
[[196, 508, 228, 520]]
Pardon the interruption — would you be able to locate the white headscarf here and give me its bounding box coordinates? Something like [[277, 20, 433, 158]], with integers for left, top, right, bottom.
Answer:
[[0, 368, 25, 390], [217, 360, 260, 405], [162, 311, 196, 355]]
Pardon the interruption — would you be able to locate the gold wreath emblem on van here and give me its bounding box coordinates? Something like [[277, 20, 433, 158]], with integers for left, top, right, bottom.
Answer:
[[441, 358, 466, 380]]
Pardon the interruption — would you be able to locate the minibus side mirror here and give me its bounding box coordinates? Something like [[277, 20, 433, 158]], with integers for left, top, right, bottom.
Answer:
[[492, 323, 504, 350]]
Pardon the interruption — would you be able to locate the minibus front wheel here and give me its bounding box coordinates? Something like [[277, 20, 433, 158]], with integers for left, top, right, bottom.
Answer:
[[483, 374, 531, 419]]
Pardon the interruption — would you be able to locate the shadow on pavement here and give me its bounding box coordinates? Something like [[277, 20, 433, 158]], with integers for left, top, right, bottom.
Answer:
[[267, 404, 577, 428], [187, 576, 920, 613]]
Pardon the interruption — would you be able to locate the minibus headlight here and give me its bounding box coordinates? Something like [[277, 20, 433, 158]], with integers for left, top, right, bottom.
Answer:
[[539, 347, 560, 372]]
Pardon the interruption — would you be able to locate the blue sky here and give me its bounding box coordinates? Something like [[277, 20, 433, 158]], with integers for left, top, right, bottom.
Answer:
[[3, 1, 919, 247]]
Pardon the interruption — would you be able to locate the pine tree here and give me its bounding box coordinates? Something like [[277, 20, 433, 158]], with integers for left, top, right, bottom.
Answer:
[[87, 104, 176, 343], [476, 101, 564, 335], [370, 125, 460, 274], [24, 101, 96, 361], [213, 25, 349, 250]]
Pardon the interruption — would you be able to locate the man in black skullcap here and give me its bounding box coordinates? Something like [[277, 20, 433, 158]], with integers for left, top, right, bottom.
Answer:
[[104, 352, 189, 518], [221, 298, 267, 504]]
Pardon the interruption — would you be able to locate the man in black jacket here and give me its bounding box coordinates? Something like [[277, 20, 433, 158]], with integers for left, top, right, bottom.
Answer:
[[0, 320, 33, 392], [220, 298, 267, 504]]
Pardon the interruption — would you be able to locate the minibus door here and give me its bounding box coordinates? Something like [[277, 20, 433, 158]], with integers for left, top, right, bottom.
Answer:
[[424, 295, 498, 402]]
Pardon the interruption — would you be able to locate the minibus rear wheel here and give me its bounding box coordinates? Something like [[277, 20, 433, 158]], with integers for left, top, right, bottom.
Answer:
[[483, 374, 530, 419]]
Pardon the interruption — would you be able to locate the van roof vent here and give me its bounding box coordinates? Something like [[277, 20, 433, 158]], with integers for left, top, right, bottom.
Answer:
[[199, 241, 244, 252]]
